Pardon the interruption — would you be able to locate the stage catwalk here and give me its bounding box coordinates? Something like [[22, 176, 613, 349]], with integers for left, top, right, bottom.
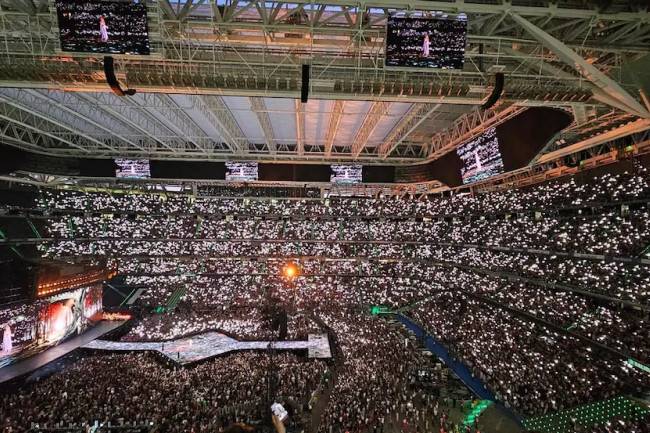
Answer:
[[0, 320, 126, 384], [83, 332, 332, 364]]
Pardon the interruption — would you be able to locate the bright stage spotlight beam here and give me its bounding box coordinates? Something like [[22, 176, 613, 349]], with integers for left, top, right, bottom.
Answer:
[[282, 263, 300, 279]]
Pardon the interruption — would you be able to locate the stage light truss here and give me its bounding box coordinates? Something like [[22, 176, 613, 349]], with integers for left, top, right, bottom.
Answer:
[[0, 87, 434, 162], [0, 0, 647, 166], [0, 86, 646, 166], [378, 103, 441, 158], [324, 100, 345, 157], [0, 0, 648, 105], [423, 103, 529, 159]]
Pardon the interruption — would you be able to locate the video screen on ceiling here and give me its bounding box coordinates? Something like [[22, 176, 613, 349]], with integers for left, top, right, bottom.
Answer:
[[385, 14, 467, 69], [226, 162, 259, 182], [331, 165, 362, 184], [456, 127, 504, 184], [115, 159, 151, 179], [55, 0, 150, 55]]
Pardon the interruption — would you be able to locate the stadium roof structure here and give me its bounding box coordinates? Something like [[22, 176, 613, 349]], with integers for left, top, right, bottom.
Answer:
[[0, 0, 649, 171]]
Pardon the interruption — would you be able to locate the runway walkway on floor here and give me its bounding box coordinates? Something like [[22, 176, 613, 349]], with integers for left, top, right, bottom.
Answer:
[[83, 332, 332, 365], [0, 320, 126, 384]]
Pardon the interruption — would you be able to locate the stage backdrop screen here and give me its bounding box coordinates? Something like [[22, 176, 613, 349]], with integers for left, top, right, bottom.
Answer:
[[1, 284, 102, 369], [456, 127, 504, 184], [55, 0, 150, 55], [226, 161, 259, 181], [331, 164, 362, 184], [115, 159, 150, 178], [385, 14, 467, 69]]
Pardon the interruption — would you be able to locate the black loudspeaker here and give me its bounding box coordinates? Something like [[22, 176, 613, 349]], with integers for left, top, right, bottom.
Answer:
[[301, 64, 310, 103], [103, 56, 136, 97], [0, 145, 23, 175], [481, 72, 504, 110]]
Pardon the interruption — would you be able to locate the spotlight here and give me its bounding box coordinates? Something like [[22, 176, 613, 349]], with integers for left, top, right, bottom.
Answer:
[[283, 262, 300, 279]]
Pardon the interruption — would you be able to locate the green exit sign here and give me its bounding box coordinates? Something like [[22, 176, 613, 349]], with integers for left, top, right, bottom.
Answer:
[[370, 306, 391, 315]]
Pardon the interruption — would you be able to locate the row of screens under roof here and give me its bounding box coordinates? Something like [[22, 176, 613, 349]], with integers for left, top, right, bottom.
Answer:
[[115, 153, 487, 186], [54, 0, 467, 70], [117, 160, 369, 184], [117, 134, 500, 185], [114, 106, 574, 186]]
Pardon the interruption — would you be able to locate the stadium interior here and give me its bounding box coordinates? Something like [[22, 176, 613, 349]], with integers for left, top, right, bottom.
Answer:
[[1, 0, 650, 432]]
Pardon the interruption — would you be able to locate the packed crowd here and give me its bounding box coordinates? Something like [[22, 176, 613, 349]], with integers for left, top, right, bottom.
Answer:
[[112, 253, 650, 423], [115, 256, 649, 364], [419, 245, 649, 304], [196, 185, 320, 198], [34, 165, 650, 217], [39, 238, 650, 305], [118, 276, 475, 431], [40, 206, 650, 258], [317, 312, 439, 433], [0, 306, 468, 433], [125, 273, 446, 312], [0, 351, 325, 432], [587, 415, 650, 433], [122, 309, 271, 342], [33, 166, 650, 319], [121, 310, 322, 342], [407, 292, 649, 417], [1, 161, 649, 430], [464, 277, 649, 363]]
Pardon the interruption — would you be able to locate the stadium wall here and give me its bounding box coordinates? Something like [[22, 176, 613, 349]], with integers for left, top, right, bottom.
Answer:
[[497, 107, 573, 171]]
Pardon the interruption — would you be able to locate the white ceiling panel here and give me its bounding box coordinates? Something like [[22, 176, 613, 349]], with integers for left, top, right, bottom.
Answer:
[[336, 101, 370, 146], [222, 96, 265, 143], [0, 89, 472, 160], [367, 102, 413, 146], [131, 93, 180, 137], [39, 90, 133, 137], [264, 97, 296, 142], [304, 99, 333, 147], [170, 95, 226, 142]]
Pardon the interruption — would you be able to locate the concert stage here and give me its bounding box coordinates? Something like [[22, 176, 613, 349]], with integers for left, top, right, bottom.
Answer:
[[83, 332, 332, 364], [0, 320, 126, 384]]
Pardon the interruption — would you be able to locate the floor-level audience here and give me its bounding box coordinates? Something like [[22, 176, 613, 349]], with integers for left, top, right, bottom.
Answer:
[[0, 351, 325, 433]]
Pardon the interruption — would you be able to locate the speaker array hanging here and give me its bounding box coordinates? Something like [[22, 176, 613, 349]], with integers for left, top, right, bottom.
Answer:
[[104, 56, 136, 97], [301, 64, 310, 103], [481, 72, 504, 110]]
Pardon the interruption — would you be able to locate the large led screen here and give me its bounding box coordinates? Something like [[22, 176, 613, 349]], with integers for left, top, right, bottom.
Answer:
[[456, 127, 504, 184], [331, 164, 362, 184], [116, 159, 151, 179], [226, 162, 259, 182], [55, 0, 150, 55], [1, 284, 103, 368], [385, 14, 467, 69]]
